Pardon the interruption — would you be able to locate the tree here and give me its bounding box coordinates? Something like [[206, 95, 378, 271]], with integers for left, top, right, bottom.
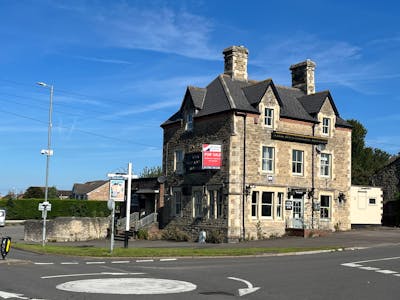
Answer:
[[347, 119, 391, 185], [139, 166, 163, 178], [23, 187, 44, 199], [22, 186, 58, 199]]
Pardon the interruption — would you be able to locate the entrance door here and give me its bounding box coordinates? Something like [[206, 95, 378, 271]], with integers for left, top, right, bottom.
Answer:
[[292, 194, 304, 229]]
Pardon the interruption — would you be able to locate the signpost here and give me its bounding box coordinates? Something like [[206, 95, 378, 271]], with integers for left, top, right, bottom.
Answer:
[[38, 201, 51, 246], [107, 162, 134, 248]]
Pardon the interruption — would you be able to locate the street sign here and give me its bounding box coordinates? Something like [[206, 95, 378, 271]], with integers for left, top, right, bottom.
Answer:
[[38, 202, 51, 211]]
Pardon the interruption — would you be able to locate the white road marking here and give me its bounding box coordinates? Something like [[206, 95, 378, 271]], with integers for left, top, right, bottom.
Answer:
[[41, 272, 145, 279], [56, 278, 197, 294], [160, 258, 177, 262], [353, 256, 400, 264], [359, 267, 380, 271], [136, 259, 154, 263], [375, 270, 398, 274], [0, 290, 46, 299], [341, 263, 362, 267], [228, 277, 260, 297], [61, 262, 79, 265], [34, 262, 54, 265], [111, 261, 130, 264], [85, 261, 106, 265]]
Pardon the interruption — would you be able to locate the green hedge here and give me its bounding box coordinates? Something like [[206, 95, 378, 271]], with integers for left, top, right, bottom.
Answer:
[[0, 199, 112, 220]]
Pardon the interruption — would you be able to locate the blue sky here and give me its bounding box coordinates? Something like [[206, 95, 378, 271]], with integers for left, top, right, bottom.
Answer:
[[1, 0, 399, 196]]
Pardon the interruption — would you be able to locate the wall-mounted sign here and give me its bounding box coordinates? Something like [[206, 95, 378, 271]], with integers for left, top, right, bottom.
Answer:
[[184, 152, 202, 172], [285, 200, 293, 210], [202, 144, 222, 169], [109, 179, 125, 202]]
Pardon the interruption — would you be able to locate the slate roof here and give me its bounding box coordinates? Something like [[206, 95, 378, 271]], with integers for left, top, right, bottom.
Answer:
[[161, 73, 351, 128], [72, 180, 108, 195]]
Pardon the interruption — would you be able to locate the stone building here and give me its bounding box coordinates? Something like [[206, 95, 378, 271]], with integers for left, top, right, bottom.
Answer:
[[161, 45, 352, 242], [71, 180, 109, 200], [372, 156, 400, 225]]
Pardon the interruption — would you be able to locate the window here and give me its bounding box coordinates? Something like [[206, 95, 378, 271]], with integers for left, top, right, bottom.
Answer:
[[264, 108, 274, 128], [276, 193, 283, 219], [209, 190, 215, 218], [292, 150, 304, 175], [217, 191, 223, 218], [251, 191, 259, 218], [174, 150, 184, 174], [369, 198, 376, 205], [174, 191, 182, 216], [261, 192, 273, 218], [320, 153, 331, 177], [320, 195, 331, 219], [322, 118, 330, 135], [262, 146, 274, 173], [185, 112, 193, 131], [193, 190, 203, 218]]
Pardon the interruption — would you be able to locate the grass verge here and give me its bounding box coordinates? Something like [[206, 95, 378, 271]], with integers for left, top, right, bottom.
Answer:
[[13, 243, 340, 258]]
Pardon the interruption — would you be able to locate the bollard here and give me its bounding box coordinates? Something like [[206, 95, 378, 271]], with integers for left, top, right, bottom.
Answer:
[[1, 236, 11, 260]]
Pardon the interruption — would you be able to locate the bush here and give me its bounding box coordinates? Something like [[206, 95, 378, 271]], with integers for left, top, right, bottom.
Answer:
[[161, 226, 190, 242], [0, 199, 110, 220], [136, 229, 149, 240], [206, 229, 225, 243]]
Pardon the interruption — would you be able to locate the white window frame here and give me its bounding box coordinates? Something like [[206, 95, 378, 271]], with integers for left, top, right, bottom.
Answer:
[[261, 192, 273, 218], [276, 192, 283, 219], [322, 118, 330, 136], [251, 191, 259, 219], [264, 108, 274, 128], [262, 146, 274, 173], [320, 195, 331, 220], [320, 153, 331, 177], [174, 150, 184, 174], [292, 150, 304, 175], [173, 190, 182, 217]]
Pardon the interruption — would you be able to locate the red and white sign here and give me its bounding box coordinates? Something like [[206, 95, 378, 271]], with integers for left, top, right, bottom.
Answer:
[[202, 144, 222, 169]]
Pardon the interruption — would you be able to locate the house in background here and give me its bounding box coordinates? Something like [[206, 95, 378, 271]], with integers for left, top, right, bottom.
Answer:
[[57, 190, 72, 199], [161, 45, 352, 242], [350, 186, 383, 227], [71, 180, 109, 200], [372, 155, 400, 226]]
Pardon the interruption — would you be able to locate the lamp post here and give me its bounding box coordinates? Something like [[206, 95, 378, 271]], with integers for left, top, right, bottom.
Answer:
[[37, 82, 54, 246]]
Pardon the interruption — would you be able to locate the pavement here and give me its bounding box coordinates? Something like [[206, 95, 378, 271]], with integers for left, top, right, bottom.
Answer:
[[2, 223, 400, 251]]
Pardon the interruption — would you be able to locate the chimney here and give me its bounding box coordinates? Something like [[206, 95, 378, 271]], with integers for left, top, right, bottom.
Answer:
[[223, 45, 249, 81], [289, 59, 316, 95]]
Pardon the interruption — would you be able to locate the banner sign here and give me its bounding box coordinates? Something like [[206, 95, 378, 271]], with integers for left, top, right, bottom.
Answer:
[[109, 179, 125, 202], [202, 144, 222, 169]]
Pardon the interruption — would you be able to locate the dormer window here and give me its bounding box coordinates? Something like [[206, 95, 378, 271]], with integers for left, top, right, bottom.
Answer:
[[264, 108, 274, 128], [322, 118, 330, 135], [185, 112, 193, 131]]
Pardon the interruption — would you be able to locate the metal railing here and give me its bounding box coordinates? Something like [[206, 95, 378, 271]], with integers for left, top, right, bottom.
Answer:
[[135, 213, 158, 230]]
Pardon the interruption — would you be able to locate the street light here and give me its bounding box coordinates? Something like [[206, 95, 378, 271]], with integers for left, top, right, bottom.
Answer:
[[37, 81, 54, 246]]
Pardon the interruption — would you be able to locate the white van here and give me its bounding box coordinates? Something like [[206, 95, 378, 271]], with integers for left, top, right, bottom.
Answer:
[[0, 210, 5, 227]]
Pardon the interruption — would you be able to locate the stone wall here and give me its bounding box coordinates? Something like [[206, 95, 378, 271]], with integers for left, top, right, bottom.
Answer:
[[24, 217, 109, 242]]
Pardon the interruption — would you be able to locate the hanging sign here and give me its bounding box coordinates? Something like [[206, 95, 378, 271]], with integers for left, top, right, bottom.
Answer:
[[202, 144, 222, 169], [109, 179, 125, 202]]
